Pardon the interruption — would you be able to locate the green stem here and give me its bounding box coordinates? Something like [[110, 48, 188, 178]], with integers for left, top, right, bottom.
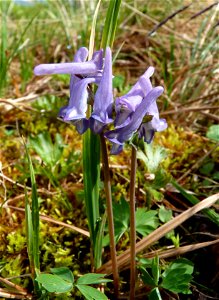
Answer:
[[129, 146, 137, 300], [83, 130, 100, 251], [100, 134, 119, 297]]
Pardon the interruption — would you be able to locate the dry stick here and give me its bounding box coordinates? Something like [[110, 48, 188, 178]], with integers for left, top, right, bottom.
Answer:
[[129, 146, 137, 300], [148, 3, 191, 36], [0, 277, 28, 294], [119, 239, 219, 271], [100, 134, 119, 297], [200, 111, 219, 122], [0, 288, 31, 299], [97, 193, 219, 274], [142, 239, 219, 260], [7, 205, 90, 237], [188, 2, 219, 21]]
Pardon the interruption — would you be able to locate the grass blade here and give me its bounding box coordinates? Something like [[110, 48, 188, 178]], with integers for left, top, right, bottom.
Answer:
[[101, 0, 121, 48], [23, 138, 40, 296]]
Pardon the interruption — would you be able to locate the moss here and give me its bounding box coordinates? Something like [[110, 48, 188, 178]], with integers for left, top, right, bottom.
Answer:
[[7, 231, 26, 254]]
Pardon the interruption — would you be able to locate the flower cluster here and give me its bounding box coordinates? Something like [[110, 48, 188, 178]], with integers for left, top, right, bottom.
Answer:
[[34, 47, 167, 154]]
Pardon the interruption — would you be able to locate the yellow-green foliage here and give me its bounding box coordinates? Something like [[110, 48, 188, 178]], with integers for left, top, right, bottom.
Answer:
[[157, 124, 206, 174], [7, 231, 26, 254], [1, 255, 23, 285]]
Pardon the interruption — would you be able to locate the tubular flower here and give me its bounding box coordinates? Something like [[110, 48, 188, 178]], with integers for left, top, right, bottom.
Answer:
[[114, 67, 154, 128], [104, 67, 167, 154], [34, 47, 113, 134], [34, 46, 167, 153], [90, 47, 114, 133]]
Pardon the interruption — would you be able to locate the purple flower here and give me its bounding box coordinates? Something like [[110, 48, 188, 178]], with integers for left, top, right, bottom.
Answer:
[[34, 47, 104, 134], [90, 47, 114, 133], [34, 46, 167, 151], [115, 67, 154, 128], [104, 67, 167, 154]]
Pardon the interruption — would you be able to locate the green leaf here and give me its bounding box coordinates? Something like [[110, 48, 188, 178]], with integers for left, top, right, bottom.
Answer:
[[101, 0, 121, 49], [206, 125, 219, 141], [213, 171, 219, 180], [152, 169, 171, 190], [36, 274, 73, 293], [137, 143, 167, 173], [24, 188, 34, 269], [103, 197, 130, 246], [136, 209, 159, 236], [94, 214, 107, 269], [158, 206, 172, 223], [29, 132, 65, 166], [151, 256, 159, 285], [140, 267, 156, 287], [76, 284, 108, 300], [161, 258, 194, 294], [51, 267, 74, 284], [77, 273, 112, 285], [83, 130, 100, 253], [148, 287, 162, 300], [199, 162, 214, 175]]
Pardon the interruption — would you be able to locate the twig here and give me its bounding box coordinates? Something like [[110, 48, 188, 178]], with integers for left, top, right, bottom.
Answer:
[[100, 134, 119, 297], [200, 111, 219, 122], [142, 239, 219, 260], [188, 2, 219, 21], [129, 146, 137, 300], [121, 2, 194, 42], [148, 4, 191, 36]]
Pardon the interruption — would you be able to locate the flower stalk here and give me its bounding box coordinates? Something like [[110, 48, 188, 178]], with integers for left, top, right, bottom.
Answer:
[[129, 145, 137, 300], [100, 134, 119, 297]]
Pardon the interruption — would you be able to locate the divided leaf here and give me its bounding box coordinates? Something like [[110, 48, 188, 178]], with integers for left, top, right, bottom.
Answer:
[[136, 209, 159, 236], [161, 258, 194, 294], [29, 132, 65, 166], [36, 274, 73, 293]]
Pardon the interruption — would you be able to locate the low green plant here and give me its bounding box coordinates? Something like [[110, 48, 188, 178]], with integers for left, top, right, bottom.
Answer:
[[28, 131, 79, 183], [206, 125, 219, 142], [103, 197, 160, 246], [36, 267, 112, 300], [139, 256, 194, 299]]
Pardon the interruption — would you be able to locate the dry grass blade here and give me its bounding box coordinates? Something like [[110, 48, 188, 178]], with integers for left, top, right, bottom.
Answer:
[[0, 277, 28, 294], [0, 288, 31, 299], [142, 239, 219, 260], [97, 193, 219, 274], [6, 205, 90, 237]]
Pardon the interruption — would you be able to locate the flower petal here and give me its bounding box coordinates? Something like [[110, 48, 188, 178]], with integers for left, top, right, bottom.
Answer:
[[64, 77, 96, 121], [90, 47, 114, 133], [34, 49, 103, 76], [115, 66, 154, 127]]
